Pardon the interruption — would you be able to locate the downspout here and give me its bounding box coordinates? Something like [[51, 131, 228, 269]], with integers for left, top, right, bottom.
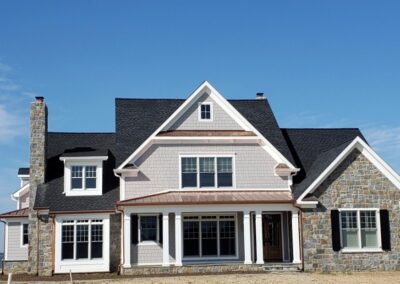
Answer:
[[1, 220, 5, 275], [36, 211, 40, 276], [115, 206, 124, 275]]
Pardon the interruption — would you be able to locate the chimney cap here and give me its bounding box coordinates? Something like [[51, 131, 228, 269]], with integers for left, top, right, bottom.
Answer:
[[256, 92, 265, 100], [35, 96, 44, 102]]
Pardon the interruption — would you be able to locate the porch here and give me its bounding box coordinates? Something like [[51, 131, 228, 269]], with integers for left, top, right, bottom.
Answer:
[[120, 201, 301, 269]]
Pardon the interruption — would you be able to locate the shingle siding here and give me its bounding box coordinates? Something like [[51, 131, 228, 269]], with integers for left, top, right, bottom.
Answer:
[[6, 222, 28, 261], [124, 143, 288, 200], [169, 93, 242, 131]]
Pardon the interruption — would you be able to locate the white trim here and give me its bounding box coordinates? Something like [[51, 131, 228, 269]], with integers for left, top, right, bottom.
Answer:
[[179, 154, 236, 189], [162, 213, 170, 266], [291, 210, 301, 264], [54, 213, 110, 274], [175, 212, 183, 266], [12, 183, 30, 199], [297, 136, 400, 205], [59, 156, 108, 162], [4, 221, 9, 261], [20, 222, 28, 247], [117, 81, 297, 170], [243, 211, 252, 264], [255, 210, 264, 264], [198, 101, 213, 122]]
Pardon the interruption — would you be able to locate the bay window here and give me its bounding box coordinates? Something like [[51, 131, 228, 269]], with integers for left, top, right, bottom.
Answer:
[[181, 156, 234, 188]]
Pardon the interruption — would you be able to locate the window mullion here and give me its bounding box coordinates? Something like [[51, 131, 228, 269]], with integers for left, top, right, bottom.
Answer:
[[214, 158, 218, 188], [196, 158, 200, 189]]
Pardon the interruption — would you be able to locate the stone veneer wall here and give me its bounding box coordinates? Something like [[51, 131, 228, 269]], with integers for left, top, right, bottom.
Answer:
[[302, 149, 400, 272], [110, 213, 121, 272], [2, 261, 29, 274]]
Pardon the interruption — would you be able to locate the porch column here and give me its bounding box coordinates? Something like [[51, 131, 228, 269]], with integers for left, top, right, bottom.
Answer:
[[243, 210, 252, 264], [291, 210, 301, 264], [123, 213, 131, 268], [255, 210, 264, 264], [162, 213, 170, 266], [175, 212, 182, 266]]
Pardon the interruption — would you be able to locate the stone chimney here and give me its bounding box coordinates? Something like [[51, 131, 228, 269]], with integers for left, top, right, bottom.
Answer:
[[28, 96, 48, 275]]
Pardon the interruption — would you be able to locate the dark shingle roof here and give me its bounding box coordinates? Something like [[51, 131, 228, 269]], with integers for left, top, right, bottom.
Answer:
[[18, 168, 29, 175], [60, 148, 109, 158], [281, 128, 366, 198], [34, 132, 118, 212]]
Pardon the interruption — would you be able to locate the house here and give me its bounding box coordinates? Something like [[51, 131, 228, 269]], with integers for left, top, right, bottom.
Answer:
[[1, 81, 399, 276]]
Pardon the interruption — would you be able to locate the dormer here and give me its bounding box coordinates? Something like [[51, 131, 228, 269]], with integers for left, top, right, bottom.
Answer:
[[60, 147, 108, 196], [17, 167, 30, 187]]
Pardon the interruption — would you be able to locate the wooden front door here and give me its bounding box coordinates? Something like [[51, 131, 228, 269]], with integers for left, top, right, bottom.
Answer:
[[263, 214, 282, 261]]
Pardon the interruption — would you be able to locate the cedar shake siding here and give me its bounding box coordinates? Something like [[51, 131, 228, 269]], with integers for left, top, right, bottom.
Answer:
[[302, 149, 400, 272]]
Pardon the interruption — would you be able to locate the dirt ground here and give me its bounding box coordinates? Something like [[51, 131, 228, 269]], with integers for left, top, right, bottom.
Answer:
[[1, 272, 400, 284]]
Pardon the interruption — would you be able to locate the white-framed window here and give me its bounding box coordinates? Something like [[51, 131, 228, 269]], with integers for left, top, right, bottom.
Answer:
[[183, 214, 237, 259], [180, 155, 234, 189], [198, 102, 213, 121], [339, 209, 381, 251], [62, 159, 105, 196], [138, 215, 159, 243], [61, 219, 104, 260], [21, 223, 29, 246]]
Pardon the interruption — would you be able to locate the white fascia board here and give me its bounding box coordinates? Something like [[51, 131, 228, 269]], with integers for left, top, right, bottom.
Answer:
[[296, 136, 400, 204], [12, 183, 30, 198], [59, 156, 108, 162], [117, 81, 297, 170]]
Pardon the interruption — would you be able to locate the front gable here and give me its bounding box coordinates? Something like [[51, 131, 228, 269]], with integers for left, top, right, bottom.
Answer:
[[168, 92, 242, 131]]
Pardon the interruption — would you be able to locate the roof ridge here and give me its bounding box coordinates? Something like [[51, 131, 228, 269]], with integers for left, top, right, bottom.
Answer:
[[281, 127, 360, 130], [115, 98, 185, 101]]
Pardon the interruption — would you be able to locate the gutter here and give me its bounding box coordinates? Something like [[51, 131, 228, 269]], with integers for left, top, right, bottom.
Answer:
[[115, 206, 124, 275], [294, 204, 305, 272]]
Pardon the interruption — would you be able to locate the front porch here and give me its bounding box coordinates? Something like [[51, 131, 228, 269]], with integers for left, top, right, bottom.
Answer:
[[121, 203, 302, 271]]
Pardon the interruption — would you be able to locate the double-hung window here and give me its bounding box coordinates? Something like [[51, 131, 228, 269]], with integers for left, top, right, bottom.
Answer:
[[71, 166, 97, 190], [61, 219, 104, 260], [181, 156, 234, 188], [340, 209, 380, 250], [139, 215, 159, 243]]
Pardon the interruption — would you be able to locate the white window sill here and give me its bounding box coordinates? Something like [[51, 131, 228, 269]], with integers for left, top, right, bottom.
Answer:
[[341, 248, 383, 253], [137, 241, 160, 246]]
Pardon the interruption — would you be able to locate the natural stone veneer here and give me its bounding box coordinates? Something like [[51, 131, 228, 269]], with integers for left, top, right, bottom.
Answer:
[[3, 261, 29, 274], [302, 149, 400, 272], [110, 213, 121, 272]]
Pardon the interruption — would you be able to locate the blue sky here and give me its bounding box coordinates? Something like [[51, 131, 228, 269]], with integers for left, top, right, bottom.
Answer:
[[0, 1, 399, 252]]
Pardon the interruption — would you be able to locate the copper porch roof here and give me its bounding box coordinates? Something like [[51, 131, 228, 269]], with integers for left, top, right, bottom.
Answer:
[[157, 130, 257, 137], [117, 190, 293, 206], [0, 208, 29, 218]]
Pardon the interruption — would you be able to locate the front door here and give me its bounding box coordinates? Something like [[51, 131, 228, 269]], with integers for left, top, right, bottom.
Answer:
[[263, 214, 282, 261]]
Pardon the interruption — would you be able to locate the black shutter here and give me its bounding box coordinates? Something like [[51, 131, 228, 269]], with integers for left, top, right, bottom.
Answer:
[[159, 214, 163, 244], [331, 210, 341, 251], [131, 214, 138, 245], [380, 210, 391, 251]]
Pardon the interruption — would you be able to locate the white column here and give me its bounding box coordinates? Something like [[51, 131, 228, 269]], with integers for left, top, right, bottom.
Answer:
[[291, 210, 301, 264], [255, 210, 264, 264], [175, 212, 182, 266], [243, 211, 252, 264], [162, 213, 170, 266], [123, 213, 131, 268]]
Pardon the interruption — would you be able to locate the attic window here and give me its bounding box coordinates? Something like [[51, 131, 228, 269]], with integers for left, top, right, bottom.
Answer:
[[199, 102, 213, 121]]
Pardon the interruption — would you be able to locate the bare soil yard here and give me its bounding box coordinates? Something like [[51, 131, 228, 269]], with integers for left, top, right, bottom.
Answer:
[[1, 271, 400, 284]]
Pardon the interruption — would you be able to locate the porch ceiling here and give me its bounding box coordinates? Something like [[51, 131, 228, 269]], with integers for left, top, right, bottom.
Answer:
[[117, 190, 293, 206]]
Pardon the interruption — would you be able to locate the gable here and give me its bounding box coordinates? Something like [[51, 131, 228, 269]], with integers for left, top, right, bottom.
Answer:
[[168, 92, 242, 131]]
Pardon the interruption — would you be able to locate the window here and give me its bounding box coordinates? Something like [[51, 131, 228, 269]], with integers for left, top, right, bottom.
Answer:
[[61, 219, 103, 260], [181, 156, 234, 188], [183, 215, 236, 258], [71, 166, 97, 190], [199, 102, 212, 121], [22, 223, 28, 246], [139, 215, 158, 242], [340, 209, 379, 250]]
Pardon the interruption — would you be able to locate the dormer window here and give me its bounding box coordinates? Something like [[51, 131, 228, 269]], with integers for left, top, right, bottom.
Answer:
[[198, 102, 213, 121], [71, 165, 97, 190], [60, 148, 108, 196]]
